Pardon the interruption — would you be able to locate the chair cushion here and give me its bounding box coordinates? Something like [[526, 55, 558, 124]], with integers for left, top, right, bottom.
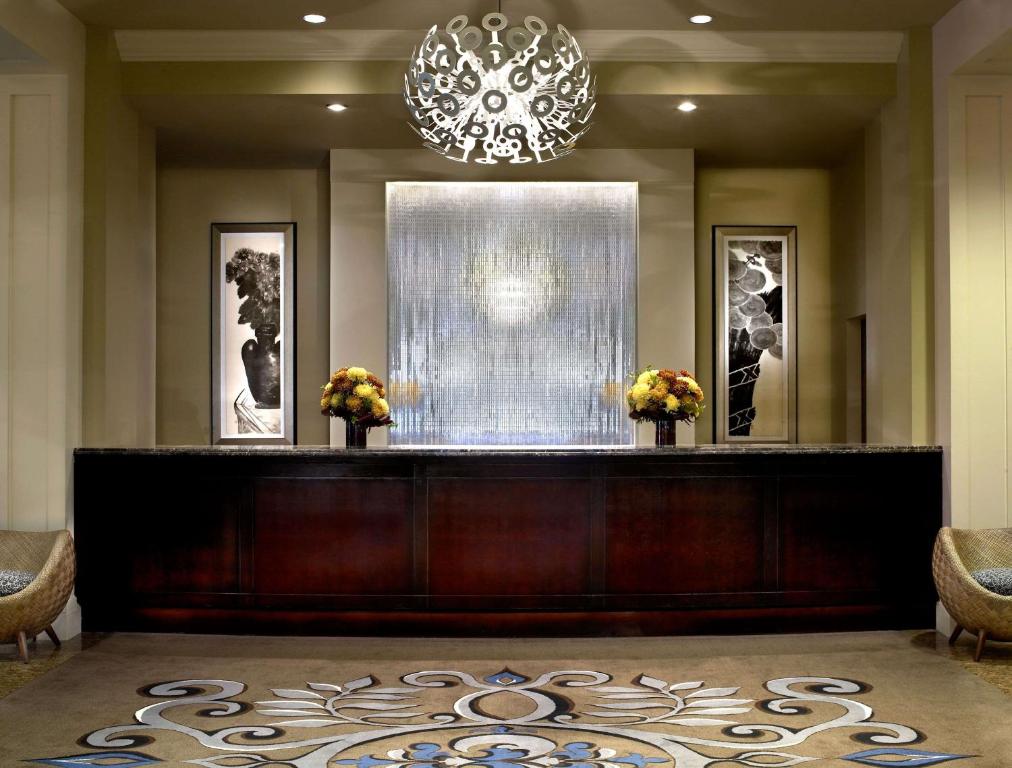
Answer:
[[972, 568, 1012, 597], [0, 569, 36, 596]]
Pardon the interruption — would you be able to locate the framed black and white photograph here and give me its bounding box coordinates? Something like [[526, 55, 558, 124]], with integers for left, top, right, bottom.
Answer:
[[211, 222, 295, 445], [714, 225, 797, 443]]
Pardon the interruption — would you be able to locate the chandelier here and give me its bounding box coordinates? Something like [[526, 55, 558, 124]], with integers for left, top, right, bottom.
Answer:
[[403, 10, 596, 164]]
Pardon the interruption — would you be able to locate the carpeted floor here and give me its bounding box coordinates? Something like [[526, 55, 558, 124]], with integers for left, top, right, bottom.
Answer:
[[915, 630, 1012, 698], [0, 631, 1010, 767], [0, 637, 79, 701]]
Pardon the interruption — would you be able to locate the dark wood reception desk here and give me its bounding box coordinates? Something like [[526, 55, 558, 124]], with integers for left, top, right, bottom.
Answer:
[[74, 445, 942, 636]]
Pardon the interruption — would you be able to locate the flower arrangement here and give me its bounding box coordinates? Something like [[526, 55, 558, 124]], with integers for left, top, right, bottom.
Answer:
[[321, 367, 394, 427], [627, 367, 705, 423]]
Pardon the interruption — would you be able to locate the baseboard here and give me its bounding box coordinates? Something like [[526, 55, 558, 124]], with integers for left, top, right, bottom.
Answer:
[[52, 593, 81, 641], [935, 601, 955, 636], [83, 603, 937, 637]]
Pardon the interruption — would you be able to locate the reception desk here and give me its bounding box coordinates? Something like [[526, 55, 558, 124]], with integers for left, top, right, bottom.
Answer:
[[74, 445, 942, 635]]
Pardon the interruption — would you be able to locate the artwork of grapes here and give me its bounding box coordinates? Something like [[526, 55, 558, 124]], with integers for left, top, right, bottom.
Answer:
[[726, 239, 784, 437]]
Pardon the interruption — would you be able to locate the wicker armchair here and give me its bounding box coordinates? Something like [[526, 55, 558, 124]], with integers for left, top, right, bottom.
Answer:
[[0, 530, 75, 663], [932, 527, 1012, 661]]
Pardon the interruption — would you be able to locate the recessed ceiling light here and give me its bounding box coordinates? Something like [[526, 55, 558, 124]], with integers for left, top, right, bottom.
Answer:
[[327, 103, 347, 112], [303, 13, 327, 24], [677, 100, 698, 113], [689, 14, 713, 24]]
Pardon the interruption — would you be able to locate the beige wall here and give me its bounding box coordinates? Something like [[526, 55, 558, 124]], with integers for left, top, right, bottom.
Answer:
[[941, 76, 1012, 531], [329, 148, 695, 447], [0, 75, 75, 530], [829, 110, 922, 447], [830, 143, 867, 443], [907, 29, 935, 447], [83, 28, 156, 447], [156, 167, 330, 445], [0, 1, 85, 529], [0, 1, 84, 80], [928, 0, 1012, 636], [864, 95, 914, 445], [694, 168, 834, 444], [933, 0, 1012, 530], [0, 0, 86, 640], [863, 29, 935, 446], [824, 29, 935, 449]]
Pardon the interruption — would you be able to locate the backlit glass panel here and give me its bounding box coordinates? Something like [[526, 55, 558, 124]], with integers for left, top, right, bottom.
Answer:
[[387, 182, 637, 445]]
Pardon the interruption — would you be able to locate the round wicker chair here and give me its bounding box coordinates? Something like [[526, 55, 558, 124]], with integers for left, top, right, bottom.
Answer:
[[0, 530, 75, 663], [932, 527, 1012, 661]]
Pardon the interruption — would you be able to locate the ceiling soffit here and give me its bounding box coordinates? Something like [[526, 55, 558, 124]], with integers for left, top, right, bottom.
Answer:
[[114, 29, 904, 64], [106, 18, 904, 168], [54, 0, 963, 32]]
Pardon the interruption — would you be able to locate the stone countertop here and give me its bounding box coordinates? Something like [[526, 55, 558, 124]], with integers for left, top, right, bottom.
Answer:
[[75, 444, 942, 458]]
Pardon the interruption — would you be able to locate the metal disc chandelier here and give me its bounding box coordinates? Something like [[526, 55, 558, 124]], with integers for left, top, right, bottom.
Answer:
[[403, 8, 596, 164]]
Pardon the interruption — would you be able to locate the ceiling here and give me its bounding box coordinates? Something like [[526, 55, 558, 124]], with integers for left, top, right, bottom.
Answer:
[[59, 0, 961, 32], [138, 93, 885, 168], [54, 0, 924, 168]]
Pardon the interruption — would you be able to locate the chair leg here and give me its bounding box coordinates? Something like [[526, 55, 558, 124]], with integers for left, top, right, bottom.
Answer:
[[949, 624, 964, 645], [16, 631, 29, 664], [974, 630, 988, 662], [44, 625, 60, 647]]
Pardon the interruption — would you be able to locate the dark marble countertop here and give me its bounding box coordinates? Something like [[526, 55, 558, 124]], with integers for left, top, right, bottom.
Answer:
[[75, 444, 942, 458]]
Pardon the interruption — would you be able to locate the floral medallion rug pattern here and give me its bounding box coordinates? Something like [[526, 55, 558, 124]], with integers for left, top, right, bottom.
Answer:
[[29, 667, 975, 768]]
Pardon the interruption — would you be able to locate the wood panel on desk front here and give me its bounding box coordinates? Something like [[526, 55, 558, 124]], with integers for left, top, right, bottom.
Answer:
[[428, 478, 595, 598], [606, 476, 767, 595], [73, 448, 943, 636], [252, 478, 414, 596]]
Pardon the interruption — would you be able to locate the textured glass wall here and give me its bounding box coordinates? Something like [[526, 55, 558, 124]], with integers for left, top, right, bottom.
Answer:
[[387, 182, 637, 446]]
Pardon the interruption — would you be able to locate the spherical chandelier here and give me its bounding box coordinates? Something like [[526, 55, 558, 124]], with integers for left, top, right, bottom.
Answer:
[[403, 9, 596, 164]]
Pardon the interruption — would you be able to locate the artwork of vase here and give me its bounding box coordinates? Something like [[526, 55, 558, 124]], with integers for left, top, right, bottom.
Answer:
[[227, 247, 282, 420], [241, 323, 281, 408], [211, 223, 295, 445]]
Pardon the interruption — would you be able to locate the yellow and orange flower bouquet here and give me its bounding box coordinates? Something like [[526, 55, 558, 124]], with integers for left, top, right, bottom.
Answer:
[[626, 367, 705, 423], [321, 367, 394, 428]]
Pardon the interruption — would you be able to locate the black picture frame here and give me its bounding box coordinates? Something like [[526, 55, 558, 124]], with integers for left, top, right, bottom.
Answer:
[[210, 222, 296, 445], [712, 225, 798, 444]]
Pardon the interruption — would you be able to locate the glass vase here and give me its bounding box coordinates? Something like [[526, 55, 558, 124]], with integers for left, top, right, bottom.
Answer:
[[345, 420, 369, 449], [655, 419, 677, 448]]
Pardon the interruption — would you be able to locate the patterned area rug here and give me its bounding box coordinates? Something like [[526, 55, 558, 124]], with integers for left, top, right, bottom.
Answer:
[[0, 632, 1009, 767]]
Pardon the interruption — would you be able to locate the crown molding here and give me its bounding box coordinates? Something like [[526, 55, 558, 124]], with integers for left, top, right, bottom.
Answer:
[[115, 29, 904, 64]]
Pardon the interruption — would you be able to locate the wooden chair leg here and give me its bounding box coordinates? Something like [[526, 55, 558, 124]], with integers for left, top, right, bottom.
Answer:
[[974, 630, 988, 662], [16, 631, 29, 664], [44, 625, 60, 647], [949, 624, 964, 645]]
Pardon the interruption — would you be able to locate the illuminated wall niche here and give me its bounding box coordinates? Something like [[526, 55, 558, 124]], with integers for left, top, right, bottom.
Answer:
[[387, 182, 637, 446]]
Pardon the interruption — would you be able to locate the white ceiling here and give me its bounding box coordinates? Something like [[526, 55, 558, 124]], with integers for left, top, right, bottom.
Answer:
[[58, 0, 961, 32]]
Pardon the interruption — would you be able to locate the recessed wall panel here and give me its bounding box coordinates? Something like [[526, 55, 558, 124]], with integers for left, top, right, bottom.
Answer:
[[387, 182, 637, 445]]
